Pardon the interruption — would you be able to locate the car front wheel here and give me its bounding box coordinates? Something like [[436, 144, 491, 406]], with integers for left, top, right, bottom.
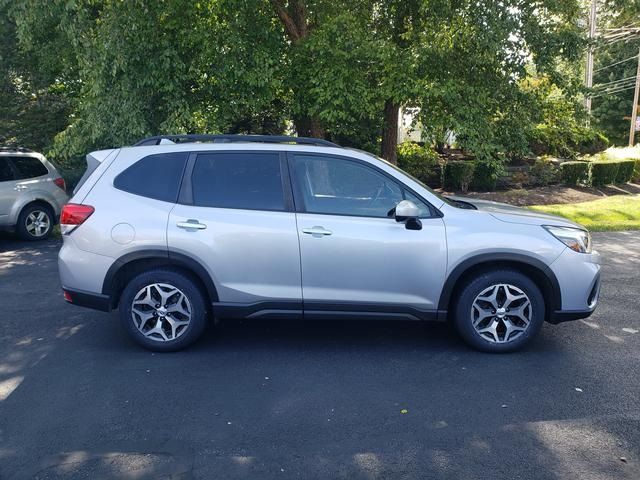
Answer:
[[453, 269, 545, 352]]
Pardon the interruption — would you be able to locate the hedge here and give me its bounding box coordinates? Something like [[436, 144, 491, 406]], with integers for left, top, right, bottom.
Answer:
[[444, 161, 476, 192], [471, 160, 505, 191], [397, 142, 441, 187], [591, 162, 620, 186], [560, 161, 590, 186], [634, 160, 640, 182], [615, 160, 636, 184]]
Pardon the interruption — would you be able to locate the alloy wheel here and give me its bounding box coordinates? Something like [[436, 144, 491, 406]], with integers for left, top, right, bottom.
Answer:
[[470, 283, 532, 344], [131, 283, 192, 342], [25, 210, 51, 238]]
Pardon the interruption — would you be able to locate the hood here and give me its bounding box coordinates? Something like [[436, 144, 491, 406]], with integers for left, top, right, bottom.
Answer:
[[446, 196, 585, 229]]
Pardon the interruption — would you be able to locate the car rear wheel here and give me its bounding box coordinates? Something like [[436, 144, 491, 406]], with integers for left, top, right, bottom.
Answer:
[[453, 269, 545, 352], [17, 204, 54, 240], [119, 269, 208, 352]]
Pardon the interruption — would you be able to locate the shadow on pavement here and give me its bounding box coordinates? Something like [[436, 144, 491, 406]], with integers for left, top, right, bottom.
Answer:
[[0, 235, 638, 479]]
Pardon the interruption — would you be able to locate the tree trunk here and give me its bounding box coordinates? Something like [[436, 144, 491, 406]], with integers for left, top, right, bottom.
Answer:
[[381, 99, 399, 164], [294, 115, 326, 138], [271, 1, 326, 139]]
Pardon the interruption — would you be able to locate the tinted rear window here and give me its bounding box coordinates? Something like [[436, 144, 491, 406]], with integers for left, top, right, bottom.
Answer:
[[11, 156, 48, 179], [0, 158, 14, 182], [191, 152, 284, 211], [114, 152, 188, 202]]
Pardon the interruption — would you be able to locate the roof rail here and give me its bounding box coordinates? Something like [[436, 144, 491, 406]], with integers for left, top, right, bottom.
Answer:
[[133, 134, 340, 148], [0, 146, 34, 153]]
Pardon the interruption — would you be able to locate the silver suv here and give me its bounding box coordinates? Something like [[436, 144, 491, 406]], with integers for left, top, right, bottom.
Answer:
[[58, 135, 601, 352], [1, 147, 69, 240]]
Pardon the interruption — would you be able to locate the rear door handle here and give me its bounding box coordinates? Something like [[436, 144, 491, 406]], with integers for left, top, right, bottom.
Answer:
[[302, 226, 332, 237], [177, 220, 207, 230], [14, 185, 28, 191]]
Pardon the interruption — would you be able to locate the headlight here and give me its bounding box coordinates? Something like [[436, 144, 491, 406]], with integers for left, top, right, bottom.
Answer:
[[543, 225, 592, 253]]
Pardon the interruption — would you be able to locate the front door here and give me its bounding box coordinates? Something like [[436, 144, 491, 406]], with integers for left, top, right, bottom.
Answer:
[[289, 153, 447, 319]]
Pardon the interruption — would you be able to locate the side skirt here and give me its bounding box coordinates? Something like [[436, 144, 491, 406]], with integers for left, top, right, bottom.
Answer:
[[212, 301, 446, 322]]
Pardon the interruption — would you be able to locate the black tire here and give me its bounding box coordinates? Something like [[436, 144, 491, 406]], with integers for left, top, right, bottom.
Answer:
[[453, 269, 545, 353], [16, 203, 54, 241], [119, 268, 208, 352]]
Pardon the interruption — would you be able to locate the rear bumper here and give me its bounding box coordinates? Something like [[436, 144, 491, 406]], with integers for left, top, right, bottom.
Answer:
[[63, 287, 111, 312]]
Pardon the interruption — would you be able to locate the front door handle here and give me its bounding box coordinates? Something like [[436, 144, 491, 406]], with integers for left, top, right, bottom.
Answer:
[[177, 220, 207, 230], [14, 185, 28, 191], [302, 226, 332, 237]]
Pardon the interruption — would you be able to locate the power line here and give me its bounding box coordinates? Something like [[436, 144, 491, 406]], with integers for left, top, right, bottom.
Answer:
[[591, 84, 637, 98], [594, 54, 639, 73], [594, 76, 637, 88]]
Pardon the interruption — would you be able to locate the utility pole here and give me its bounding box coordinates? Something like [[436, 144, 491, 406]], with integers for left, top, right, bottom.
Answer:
[[629, 48, 640, 147], [585, 0, 597, 115]]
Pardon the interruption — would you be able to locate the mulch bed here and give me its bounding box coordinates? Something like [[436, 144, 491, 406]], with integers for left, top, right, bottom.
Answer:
[[439, 182, 640, 206]]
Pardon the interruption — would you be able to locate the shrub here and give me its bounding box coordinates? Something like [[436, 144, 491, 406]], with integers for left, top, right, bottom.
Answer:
[[528, 125, 609, 158], [634, 160, 640, 182], [615, 160, 636, 184], [591, 162, 619, 186], [397, 142, 441, 187], [575, 129, 609, 155], [529, 157, 560, 186], [560, 161, 590, 186], [471, 160, 506, 191], [444, 161, 476, 192]]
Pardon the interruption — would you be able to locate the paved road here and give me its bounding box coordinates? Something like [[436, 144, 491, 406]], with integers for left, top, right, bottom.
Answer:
[[0, 232, 639, 479]]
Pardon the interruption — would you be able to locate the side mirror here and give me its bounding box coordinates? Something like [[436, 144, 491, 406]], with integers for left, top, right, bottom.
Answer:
[[394, 200, 422, 230]]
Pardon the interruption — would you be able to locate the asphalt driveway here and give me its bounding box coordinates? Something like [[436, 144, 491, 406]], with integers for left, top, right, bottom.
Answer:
[[0, 232, 639, 479]]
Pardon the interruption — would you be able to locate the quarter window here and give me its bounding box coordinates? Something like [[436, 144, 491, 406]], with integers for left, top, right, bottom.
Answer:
[[292, 155, 404, 218], [114, 152, 188, 202], [0, 158, 14, 182], [191, 152, 285, 211], [11, 156, 48, 179]]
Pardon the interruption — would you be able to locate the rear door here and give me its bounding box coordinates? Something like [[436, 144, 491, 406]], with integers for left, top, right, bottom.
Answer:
[[168, 151, 302, 317]]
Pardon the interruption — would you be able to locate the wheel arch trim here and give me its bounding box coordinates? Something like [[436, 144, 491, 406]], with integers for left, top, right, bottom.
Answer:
[[102, 249, 219, 305], [437, 252, 562, 313]]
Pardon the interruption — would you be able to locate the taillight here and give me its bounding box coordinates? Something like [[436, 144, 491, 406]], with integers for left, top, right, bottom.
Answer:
[[53, 177, 66, 192], [60, 203, 94, 234]]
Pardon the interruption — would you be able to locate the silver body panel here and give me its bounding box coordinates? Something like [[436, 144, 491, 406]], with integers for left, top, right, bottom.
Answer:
[[58, 142, 601, 321]]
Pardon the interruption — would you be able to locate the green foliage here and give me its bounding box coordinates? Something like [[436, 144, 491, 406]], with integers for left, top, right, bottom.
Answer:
[[560, 161, 590, 186], [444, 161, 476, 192], [634, 160, 640, 182], [529, 157, 560, 186], [615, 160, 636, 184], [2, 0, 590, 168], [471, 159, 506, 191], [591, 2, 640, 145], [396, 142, 441, 186], [591, 162, 620, 186]]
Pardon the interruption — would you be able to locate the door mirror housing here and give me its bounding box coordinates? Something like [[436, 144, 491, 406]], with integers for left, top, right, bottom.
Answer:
[[394, 200, 422, 230]]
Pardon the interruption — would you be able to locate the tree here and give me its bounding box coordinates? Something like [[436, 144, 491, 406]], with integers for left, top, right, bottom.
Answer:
[[591, 0, 640, 145]]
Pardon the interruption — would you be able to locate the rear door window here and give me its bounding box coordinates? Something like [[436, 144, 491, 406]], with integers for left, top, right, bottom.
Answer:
[[191, 152, 285, 211], [11, 156, 49, 179], [0, 158, 14, 182], [114, 152, 188, 203]]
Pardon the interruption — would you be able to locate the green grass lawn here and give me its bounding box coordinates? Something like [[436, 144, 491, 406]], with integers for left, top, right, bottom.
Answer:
[[530, 195, 640, 231]]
